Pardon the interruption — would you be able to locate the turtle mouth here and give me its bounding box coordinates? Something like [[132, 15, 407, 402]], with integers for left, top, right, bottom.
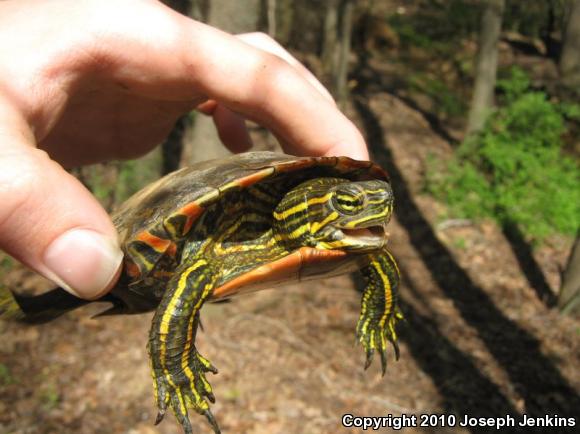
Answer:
[[341, 225, 389, 247]]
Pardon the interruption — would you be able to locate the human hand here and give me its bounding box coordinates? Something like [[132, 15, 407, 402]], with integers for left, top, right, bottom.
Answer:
[[0, 0, 369, 299]]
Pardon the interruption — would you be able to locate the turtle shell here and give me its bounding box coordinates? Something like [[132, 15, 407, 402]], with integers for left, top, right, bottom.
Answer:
[[112, 151, 389, 295]]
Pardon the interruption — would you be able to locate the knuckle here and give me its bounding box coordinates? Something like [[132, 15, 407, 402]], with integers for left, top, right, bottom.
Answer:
[[234, 53, 305, 119], [253, 54, 299, 101], [256, 52, 294, 85]]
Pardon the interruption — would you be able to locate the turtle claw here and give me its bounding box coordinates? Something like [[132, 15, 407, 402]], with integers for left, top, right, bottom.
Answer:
[[392, 339, 400, 361], [356, 309, 401, 374], [364, 348, 375, 370], [379, 345, 388, 377], [154, 410, 165, 425], [204, 409, 222, 434], [364, 345, 388, 376], [206, 390, 216, 404], [150, 349, 219, 434]]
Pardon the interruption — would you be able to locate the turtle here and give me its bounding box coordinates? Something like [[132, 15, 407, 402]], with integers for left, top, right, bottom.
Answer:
[[0, 151, 402, 434]]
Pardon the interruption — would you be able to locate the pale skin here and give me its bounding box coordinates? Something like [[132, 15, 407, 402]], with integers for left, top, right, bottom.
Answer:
[[0, 0, 369, 300]]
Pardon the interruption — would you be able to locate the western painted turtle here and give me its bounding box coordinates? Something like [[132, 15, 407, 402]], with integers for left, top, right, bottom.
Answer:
[[1, 151, 402, 434]]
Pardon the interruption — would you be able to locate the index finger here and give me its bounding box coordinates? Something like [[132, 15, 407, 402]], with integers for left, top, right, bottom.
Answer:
[[186, 24, 370, 160], [92, 2, 369, 160]]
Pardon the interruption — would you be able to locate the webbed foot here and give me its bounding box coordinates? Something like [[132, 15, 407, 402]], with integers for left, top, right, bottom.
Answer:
[[356, 307, 403, 375], [357, 251, 402, 375], [152, 349, 220, 434]]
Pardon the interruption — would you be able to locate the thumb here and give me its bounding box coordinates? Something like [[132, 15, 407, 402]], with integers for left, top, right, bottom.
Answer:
[[0, 118, 123, 299]]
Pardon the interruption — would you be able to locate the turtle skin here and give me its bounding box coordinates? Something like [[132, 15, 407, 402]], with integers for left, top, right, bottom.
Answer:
[[0, 152, 402, 434]]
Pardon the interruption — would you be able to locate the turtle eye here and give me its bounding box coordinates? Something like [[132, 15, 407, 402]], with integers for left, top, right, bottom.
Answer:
[[332, 188, 367, 215]]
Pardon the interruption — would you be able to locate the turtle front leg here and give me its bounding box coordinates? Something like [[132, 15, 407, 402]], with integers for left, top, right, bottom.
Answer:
[[148, 259, 221, 434], [356, 250, 403, 375]]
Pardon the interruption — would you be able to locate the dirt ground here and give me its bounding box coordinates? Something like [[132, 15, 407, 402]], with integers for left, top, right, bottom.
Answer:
[[1, 88, 579, 433]]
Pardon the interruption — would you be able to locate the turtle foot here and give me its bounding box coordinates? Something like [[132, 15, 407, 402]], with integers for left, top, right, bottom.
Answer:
[[357, 251, 402, 375], [152, 350, 220, 434], [356, 308, 403, 376]]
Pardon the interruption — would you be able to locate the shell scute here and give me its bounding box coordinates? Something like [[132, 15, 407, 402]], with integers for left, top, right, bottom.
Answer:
[[163, 191, 218, 239]]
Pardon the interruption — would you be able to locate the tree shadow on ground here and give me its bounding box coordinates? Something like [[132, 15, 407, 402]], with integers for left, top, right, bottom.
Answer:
[[353, 54, 458, 146], [352, 93, 580, 418], [501, 220, 557, 308]]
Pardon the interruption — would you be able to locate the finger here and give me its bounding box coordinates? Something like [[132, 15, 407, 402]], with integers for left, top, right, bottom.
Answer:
[[180, 24, 370, 159], [212, 105, 253, 153], [236, 32, 335, 103], [194, 100, 252, 152], [92, 3, 368, 160], [0, 105, 122, 299], [196, 100, 218, 115], [197, 32, 333, 154]]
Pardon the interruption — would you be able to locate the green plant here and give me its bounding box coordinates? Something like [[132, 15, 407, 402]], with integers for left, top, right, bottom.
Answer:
[[453, 237, 467, 250], [114, 150, 163, 204], [409, 74, 466, 117], [0, 363, 14, 386], [40, 383, 60, 410], [0, 255, 14, 278], [427, 68, 580, 240], [78, 149, 162, 210], [388, 0, 481, 49]]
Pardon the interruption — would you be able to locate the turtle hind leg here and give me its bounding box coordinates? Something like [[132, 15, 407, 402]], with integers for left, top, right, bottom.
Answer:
[[148, 259, 221, 434], [356, 250, 403, 376]]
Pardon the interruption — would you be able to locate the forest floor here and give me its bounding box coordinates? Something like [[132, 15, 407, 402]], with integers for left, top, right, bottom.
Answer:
[[1, 50, 579, 434]]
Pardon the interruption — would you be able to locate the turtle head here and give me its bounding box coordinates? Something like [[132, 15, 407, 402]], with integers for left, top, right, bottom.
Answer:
[[273, 177, 393, 252]]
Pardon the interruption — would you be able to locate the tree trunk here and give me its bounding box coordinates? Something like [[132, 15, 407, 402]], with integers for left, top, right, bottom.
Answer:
[[335, 0, 354, 107], [542, 0, 559, 60], [321, 0, 353, 104], [206, 0, 261, 33], [560, 235, 580, 315], [466, 0, 505, 135], [273, 0, 294, 45], [267, 0, 276, 37], [321, 0, 340, 76], [560, 0, 580, 90], [161, 0, 191, 15], [183, 0, 262, 166]]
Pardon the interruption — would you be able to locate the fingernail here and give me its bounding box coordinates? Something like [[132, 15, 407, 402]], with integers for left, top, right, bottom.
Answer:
[[43, 229, 123, 299]]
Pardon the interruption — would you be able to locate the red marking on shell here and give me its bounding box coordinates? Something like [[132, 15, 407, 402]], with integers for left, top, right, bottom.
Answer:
[[228, 167, 275, 189], [210, 247, 348, 299], [335, 156, 369, 172], [335, 156, 389, 180], [272, 155, 388, 182], [166, 243, 177, 257], [368, 164, 389, 180], [178, 202, 204, 235], [136, 231, 174, 253], [273, 157, 323, 173]]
